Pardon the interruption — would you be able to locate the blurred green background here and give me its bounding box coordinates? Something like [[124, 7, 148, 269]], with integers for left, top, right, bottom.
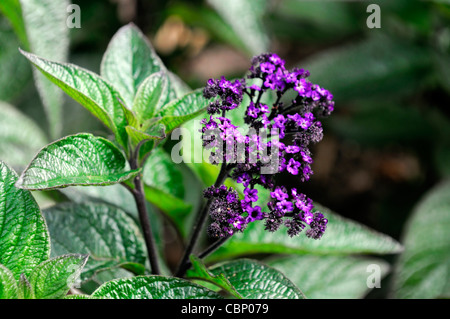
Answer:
[[1, 0, 449, 298]]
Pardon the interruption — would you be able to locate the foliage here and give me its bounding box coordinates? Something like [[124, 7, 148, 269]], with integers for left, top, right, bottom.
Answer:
[[0, 0, 449, 300]]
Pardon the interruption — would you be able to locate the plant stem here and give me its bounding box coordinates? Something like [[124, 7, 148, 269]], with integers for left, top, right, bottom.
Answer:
[[128, 146, 160, 275], [180, 236, 232, 272], [131, 173, 161, 275], [175, 163, 229, 277]]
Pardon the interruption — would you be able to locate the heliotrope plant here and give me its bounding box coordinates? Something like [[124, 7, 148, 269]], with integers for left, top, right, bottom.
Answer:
[[0, 21, 404, 300], [175, 52, 334, 277]]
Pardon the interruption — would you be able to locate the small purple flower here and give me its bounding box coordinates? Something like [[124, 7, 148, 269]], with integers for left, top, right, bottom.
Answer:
[[302, 211, 314, 225], [260, 62, 276, 74], [247, 102, 260, 118], [244, 188, 258, 203], [236, 173, 251, 187], [285, 145, 300, 154], [276, 200, 294, 214], [226, 191, 238, 203], [287, 158, 301, 175], [271, 187, 289, 201], [247, 206, 263, 222]]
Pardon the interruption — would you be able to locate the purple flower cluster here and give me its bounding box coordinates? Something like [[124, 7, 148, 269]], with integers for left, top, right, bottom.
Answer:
[[201, 53, 334, 239]]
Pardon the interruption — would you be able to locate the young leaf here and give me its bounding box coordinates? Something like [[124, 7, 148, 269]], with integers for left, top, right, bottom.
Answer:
[[0, 264, 20, 299], [91, 276, 222, 299], [0, 101, 47, 170], [267, 255, 390, 299], [16, 133, 139, 190], [43, 202, 147, 282], [20, 50, 129, 150], [391, 180, 450, 299], [208, 204, 403, 261], [100, 23, 175, 108], [186, 255, 242, 299], [132, 72, 171, 124], [0, 161, 50, 280], [209, 259, 306, 299], [28, 254, 88, 299], [156, 89, 211, 134], [125, 123, 166, 152]]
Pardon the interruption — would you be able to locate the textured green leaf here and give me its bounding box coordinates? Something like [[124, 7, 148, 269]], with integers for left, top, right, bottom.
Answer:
[[210, 259, 305, 299], [100, 23, 174, 108], [391, 180, 450, 299], [301, 35, 431, 101], [208, 204, 403, 261], [18, 273, 33, 299], [0, 20, 31, 101], [132, 72, 171, 124], [43, 202, 147, 282], [60, 184, 138, 218], [92, 275, 222, 299], [207, 0, 269, 55], [0, 161, 50, 280], [28, 254, 88, 299], [267, 255, 390, 299], [156, 89, 210, 134], [0, 264, 20, 299], [20, 0, 70, 138], [0, 101, 47, 170], [186, 255, 242, 298], [20, 50, 129, 149], [16, 133, 139, 190]]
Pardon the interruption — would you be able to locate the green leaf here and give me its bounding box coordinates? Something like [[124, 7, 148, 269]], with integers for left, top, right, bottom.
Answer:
[[208, 204, 403, 261], [59, 184, 138, 218], [0, 101, 48, 170], [43, 202, 147, 282], [100, 23, 174, 108], [156, 89, 211, 134], [391, 180, 450, 299], [186, 255, 242, 299], [0, 161, 50, 280], [142, 148, 192, 234], [16, 133, 139, 190], [209, 259, 305, 299], [267, 255, 390, 299], [20, 0, 70, 138], [132, 72, 171, 124], [207, 0, 269, 56], [28, 254, 88, 299], [18, 274, 33, 299], [301, 34, 431, 101], [20, 50, 129, 150], [125, 123, 166, 151], [0, 264, 20, 299], [92, 276, 222, 299], [0, 0, 28, 47]]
